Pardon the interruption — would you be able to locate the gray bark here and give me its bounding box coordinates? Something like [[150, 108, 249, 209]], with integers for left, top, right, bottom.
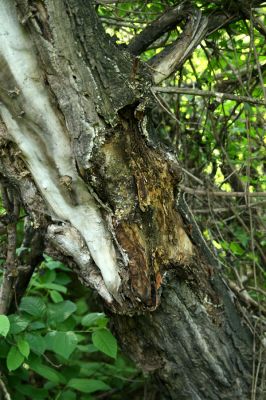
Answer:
[[0, 1, 262, 399]]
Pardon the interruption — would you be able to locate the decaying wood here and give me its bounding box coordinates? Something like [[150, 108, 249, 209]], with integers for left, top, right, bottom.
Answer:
[[0, 1, 263, 399]]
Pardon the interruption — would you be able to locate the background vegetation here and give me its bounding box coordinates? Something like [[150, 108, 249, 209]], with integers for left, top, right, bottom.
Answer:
[[0, 1, 265, 399]]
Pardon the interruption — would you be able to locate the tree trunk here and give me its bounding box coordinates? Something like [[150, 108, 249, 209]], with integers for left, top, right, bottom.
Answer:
[[0, 1, 261, 399]]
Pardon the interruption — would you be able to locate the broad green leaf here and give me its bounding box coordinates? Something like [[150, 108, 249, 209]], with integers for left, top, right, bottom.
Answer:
[[45, 331, 78, 359], [39, 269, 56, 283], [25, 333, 46, 356], [28, 321, 46, 331], [16, 383, 48, 399], [76, 298, 89, 315], [20, 296, 46, 317], [56, 316, 77, 331], [58, 390, 77, 400], [43, 255, 70, 271], [8, 315, 29, 334], [47, 301, 77, 324], [50, 290, 64, 303], [30, 358, 66, 384], [67, 378, 110, 394], [7, 346, 24, 371], [81, 313, 106, 327], [92, 329, 117, 359], [77, 343, 99, 353], [16, 246, 30, 256], [0, 339, 9, 358], [80, 362, 106, 376], [17, 337, 30, 358], [54, 272, 72, 285], [35, 283, 67, 293], [86, 344, 98, 353], [229, 242, 244, 256], [0, 315, 10, 337]]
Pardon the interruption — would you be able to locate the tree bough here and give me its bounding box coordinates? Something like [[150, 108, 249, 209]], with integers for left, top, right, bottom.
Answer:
[[0, 1, 263, 399]]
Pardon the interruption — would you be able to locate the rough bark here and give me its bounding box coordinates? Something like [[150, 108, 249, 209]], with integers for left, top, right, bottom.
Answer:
[[0, 1, 262, 399]]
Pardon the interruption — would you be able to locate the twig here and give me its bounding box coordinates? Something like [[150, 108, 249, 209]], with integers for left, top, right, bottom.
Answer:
[[42, 354, 62, 369], [100, 17, 142, 28], [153, 86, 266, 106], [179, 185, 266, 197], [94, 0, 131, 4], [181, 167, 204, 185], [228, 280, 266, 316], [0, 377, 11, 400], [150, 88, 180, 123], [247, 286, 266, 298], [192, 200, 266, 213]]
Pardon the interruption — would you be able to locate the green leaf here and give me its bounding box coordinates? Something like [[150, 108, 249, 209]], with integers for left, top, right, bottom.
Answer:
[[16, 383, 48, 399], [28, 321, 46, 331], [25, 333, 46, 356], [229, 242, 244, 256], [0, 315, 10, 337], [30, 358, 66, 384], [50, 290, 64, 303], [38, 269, 56, 284], [19, 297, 46, 317], [47, 301, 77, 324], [35, 283, 67, 293], [75, 298, 89, 315], [54, 272, 72, 285], [92, 329, 117, 359], [43, 255, 70, 271], [8, 315, 29, 334], [67, 378, 110, 394], [16, 246, 30, 256], [58, 390, 77, 400], [81, 313, 106, 327], [17, 337, 30, 358], [0, 339, 10, 358], [7, 346, 24, 371], [45, 331, 78, 359]]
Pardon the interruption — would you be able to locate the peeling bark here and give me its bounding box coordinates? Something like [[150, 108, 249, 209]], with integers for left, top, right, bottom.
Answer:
[[0, 1, 262, 399]]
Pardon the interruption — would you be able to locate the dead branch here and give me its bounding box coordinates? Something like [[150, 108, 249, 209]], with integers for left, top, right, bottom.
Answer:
[[153, 86, 266, 106]]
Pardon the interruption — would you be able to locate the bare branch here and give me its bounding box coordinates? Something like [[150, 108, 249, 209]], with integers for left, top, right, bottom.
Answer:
[[94, 0, 131, 4], [153, 86, 266, 106], [228, 280, 266, 316], [128, 3, 190, 56], [0, 377, 11, 400], [192, 201, 266, 214], [180, 185, 266, 198], [149, 10, 209, 84]]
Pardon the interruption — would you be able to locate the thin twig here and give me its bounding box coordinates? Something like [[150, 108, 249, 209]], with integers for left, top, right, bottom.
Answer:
[[95, 0, 131, 4], [228, 281, 266, 316], [247, 286, 266, 298], [153, 86, 266, 106], [150, 88, 181, 123], [180, 185, 266, 198], [0, 377, 11, 400], [181, 167, 204, 185], [192, 200, 266, 213]]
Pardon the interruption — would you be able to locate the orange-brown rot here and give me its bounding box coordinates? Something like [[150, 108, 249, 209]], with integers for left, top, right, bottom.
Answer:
[[95, 112, 196, 308], [155, 272, 163, 290], [115, 222, 155, 305]]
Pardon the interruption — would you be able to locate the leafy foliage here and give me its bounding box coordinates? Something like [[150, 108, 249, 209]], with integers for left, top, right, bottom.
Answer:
[[0, 1, 265, 398], [0, 256, 142, 399]]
